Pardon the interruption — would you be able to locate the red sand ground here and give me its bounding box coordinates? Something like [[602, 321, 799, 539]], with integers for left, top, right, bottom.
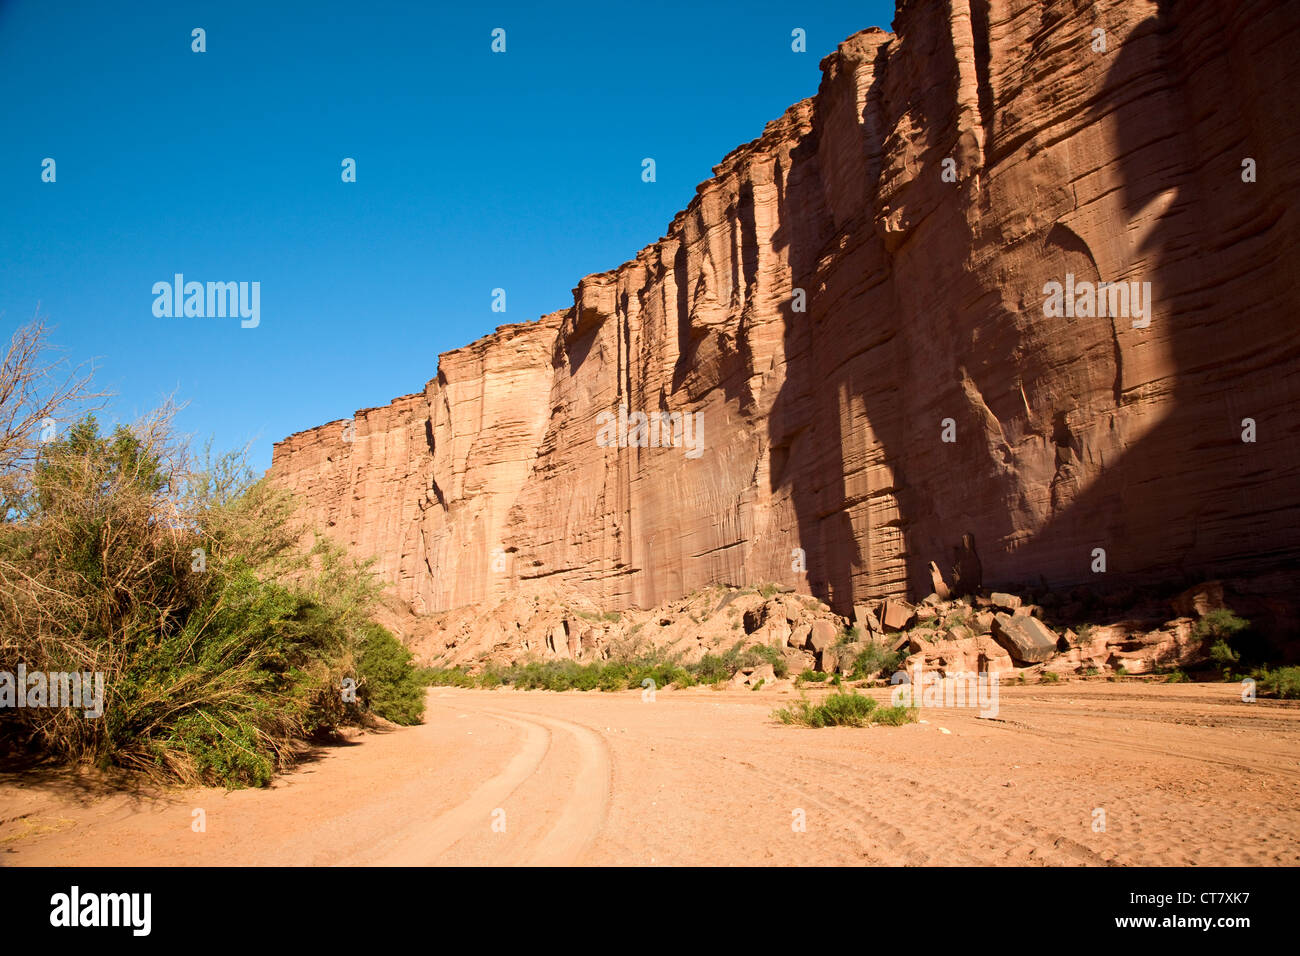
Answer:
[[2, 682, 1297, 866]]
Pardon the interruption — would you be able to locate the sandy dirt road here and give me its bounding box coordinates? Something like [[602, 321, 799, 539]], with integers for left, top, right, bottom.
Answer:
[[2, 682, 1298, 866]]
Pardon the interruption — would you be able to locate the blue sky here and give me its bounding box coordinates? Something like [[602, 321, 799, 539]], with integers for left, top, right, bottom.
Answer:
[[0, 0, 895, 471]]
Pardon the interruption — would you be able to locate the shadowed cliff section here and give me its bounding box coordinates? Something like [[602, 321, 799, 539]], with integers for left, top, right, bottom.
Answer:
[[270, 0, 1300, 617]]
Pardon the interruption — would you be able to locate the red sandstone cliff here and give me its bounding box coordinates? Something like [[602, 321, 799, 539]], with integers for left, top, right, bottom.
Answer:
[[271, 0, 1300, 616]]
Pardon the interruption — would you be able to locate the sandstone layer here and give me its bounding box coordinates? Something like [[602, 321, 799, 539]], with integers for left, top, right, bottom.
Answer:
[[271, 0, 1300, 620]]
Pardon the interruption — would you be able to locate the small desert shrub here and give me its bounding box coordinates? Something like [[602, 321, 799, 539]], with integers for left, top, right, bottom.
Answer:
[[739, 642, 789, 679], [1252, 666, 1300, 700], [1165, 669, 1190, 684], [798, 669, 828, 684], [775, 691, 876, 728], [847, 643, 905, 681], [1040, 671, 1060, 683], [871, 704, 918, 726], [774, 691, 917, 728], [689, 640, 786, 681], [691, 653, 732, 684]]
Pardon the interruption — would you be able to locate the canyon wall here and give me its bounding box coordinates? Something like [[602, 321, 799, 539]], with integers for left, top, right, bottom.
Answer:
[[270, 0, 1300, 615]]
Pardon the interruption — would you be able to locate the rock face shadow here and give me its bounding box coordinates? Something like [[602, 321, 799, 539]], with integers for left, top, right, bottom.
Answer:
[[773, 1, 1300, 616]]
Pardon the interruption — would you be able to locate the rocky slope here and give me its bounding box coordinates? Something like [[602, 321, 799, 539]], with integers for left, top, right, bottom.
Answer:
[[271, 0, 1300, 623]]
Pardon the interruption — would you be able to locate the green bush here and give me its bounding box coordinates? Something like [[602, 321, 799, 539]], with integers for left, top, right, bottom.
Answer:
[[0, 412, 411, 788], [871, 704, 918, 726], [847, 643, 905, 681], [356, 624, 425, 725], [1195, 610, 1258, 677], [1252, 666, 1300, 699], [687, 640, 786, 682], [773, 690, 917, 728], [1209, 640, 1240, 675], [1193, 610, 1250, 642], [691, 653, 732, 684]]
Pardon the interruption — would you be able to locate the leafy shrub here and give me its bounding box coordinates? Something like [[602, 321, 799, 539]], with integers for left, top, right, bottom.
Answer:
[[1209, 640, 1240, 675], [1252, 666, 1300, 699], [1195, 610, 1259, 677], [847, 643, 905, 681], [773, 691, 917, 728], [355, 624, 425, 725], [870, 704, 918, 726], [688, 640, 786, 682], [691, 653, 732, 684], [0, 406, 407, 788], [1193, 610, 1250, 642]]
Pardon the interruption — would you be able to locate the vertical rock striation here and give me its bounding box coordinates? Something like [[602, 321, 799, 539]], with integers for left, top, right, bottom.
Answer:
[[271, 0, 1300, 615]]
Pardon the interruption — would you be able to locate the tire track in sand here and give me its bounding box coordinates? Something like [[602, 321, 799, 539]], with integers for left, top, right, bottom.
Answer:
[[366, 703, 611, 866], [482, 709, 612, 866], [366, 713, 550, 865]]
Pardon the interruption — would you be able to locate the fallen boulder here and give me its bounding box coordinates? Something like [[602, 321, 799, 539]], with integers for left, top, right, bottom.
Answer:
[[808, 620, 838, 654], [992, 613, 1058, 664], [788, 622, 812, 650], [881, 599, 916, 632], [853, 604, 879, 637], [990, 592, 1023, 611]]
